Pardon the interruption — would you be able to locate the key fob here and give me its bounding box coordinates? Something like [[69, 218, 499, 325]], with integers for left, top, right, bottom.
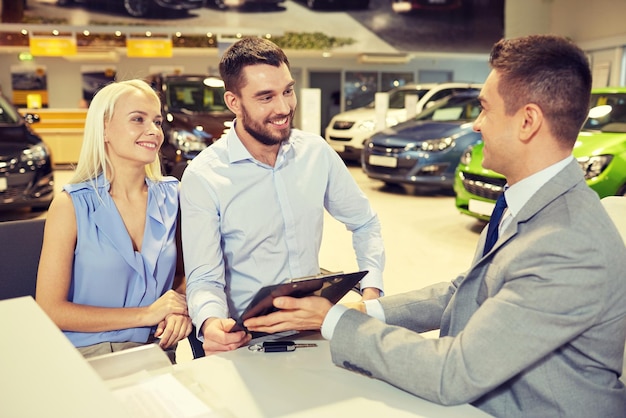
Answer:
[[262, 341, 296, 352]]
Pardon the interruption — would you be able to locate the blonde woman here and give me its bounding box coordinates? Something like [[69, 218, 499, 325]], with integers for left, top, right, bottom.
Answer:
[[36, 79, 191, 362]]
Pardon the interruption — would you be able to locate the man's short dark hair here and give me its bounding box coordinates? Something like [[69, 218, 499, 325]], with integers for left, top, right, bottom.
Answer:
[[219, 37, 290, 95], [489, 35, 592, 144]]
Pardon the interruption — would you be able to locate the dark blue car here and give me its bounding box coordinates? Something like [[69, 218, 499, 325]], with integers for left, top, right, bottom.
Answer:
[[361, 91, 482, 189]]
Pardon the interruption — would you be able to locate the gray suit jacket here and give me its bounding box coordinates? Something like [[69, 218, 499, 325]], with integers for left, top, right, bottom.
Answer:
[[330, 160, 626, 417]]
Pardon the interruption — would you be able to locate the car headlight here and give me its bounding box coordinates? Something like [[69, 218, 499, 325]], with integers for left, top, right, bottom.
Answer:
[[460, 145, 474, 165], [21, 143, 49, 163], [417, 136, 454, 152], [170, 129, 208, 152], [577, 155, 613, 179]]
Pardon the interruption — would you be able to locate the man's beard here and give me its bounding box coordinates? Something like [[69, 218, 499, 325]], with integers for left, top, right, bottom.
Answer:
[[241, 106, 292, 146]]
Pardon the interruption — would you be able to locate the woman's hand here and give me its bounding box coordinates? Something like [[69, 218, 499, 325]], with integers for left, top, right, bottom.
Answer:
[[155, 313, 193, 348], [145, 289, 188, 326]]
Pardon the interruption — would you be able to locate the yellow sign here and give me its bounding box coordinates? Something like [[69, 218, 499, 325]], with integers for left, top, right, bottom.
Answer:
[[26, 93, 42, 109], [13, 90, 48, 108], [127, 38, 172, 58], [29, 37, 77, 56]]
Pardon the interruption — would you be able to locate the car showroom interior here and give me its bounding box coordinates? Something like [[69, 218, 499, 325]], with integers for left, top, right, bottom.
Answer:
[[1, 1, 626, 417]]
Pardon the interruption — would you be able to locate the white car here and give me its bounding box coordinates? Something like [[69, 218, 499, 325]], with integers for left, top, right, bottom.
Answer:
[[325, 82, 483, 161]]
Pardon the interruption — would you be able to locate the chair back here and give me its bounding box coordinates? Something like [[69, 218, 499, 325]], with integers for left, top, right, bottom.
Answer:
[[0, 217, 46, 300], [601, 196, 626, 244]]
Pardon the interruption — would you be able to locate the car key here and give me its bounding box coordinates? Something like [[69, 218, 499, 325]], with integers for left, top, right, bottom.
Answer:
[[249, 341, 318, 352]]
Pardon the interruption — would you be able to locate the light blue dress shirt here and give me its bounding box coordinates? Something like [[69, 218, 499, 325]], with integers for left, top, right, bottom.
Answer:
[[63, 175, 180, 347], [181, 122, 385, 331]]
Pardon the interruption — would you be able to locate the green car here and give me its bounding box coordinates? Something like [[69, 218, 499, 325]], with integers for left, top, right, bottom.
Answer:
[[454, 87, 626, 221]]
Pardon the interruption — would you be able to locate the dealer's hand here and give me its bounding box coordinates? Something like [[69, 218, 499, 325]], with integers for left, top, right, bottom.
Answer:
[[244, 296, 333, 334]]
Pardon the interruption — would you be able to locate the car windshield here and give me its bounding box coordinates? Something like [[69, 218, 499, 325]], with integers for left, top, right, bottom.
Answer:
[[0, 95, 21, 124], [413, 94, 481, 122], [166, 79, 228, 112], [365, 88, 430, 109], [583, 92, 626, 133]]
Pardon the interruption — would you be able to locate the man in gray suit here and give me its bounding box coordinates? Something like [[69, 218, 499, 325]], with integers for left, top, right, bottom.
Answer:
[[245, 35, 626, 417]]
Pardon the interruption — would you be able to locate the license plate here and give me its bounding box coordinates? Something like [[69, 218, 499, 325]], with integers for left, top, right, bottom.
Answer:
[[0, 177, 6, 192], [330, 144, 345, 152], [469, 199, 495, 217], [369, 155, 398, 168]]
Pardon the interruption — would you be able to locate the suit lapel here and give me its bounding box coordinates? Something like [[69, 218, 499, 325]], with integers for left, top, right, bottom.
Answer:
[[445, 160, 587, 334], [483, 159, 585, 257]]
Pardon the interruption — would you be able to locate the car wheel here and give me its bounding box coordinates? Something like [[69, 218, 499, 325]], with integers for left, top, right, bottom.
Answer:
[[124, 0, 151, 17]]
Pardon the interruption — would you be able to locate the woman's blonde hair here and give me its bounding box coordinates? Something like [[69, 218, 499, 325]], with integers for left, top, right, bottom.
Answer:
[[69, 79, 164, 186]]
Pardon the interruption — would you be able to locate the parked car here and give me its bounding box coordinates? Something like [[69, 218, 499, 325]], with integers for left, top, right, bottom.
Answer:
[[326, 82, 483, 161], [145, 73, 234, 179], [56, 0, 204, 17], [362, 91, 482, 190], [301, 0, 369, 10], [454, 87, 626, 221], [0, 93, 54, 211]]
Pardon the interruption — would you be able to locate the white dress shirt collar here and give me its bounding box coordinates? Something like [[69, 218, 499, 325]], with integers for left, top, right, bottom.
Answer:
[[504, 155, 574, 219]]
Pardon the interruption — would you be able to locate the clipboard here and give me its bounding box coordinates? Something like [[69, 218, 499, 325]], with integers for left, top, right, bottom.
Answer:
[[231, 270, 368, 333]]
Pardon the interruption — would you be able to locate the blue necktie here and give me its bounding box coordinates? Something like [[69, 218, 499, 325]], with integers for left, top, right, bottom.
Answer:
[[483, 193, 507, 256]]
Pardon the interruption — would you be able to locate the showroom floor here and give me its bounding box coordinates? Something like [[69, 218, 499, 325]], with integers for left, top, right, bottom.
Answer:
[[6, 164, 486, 362]]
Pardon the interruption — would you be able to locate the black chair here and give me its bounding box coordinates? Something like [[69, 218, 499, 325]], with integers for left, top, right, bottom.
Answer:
[[0, 217, 46, 301]]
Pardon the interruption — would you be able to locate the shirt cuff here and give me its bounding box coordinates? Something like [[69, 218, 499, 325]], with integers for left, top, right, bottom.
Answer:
[[321, 299, 386, 340], [364, 299, 385, 322], [359, 269, 384, 296], [321, 304, 349, 340]]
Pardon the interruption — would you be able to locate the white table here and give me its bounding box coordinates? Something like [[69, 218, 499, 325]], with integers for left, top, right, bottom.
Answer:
[[1, 296, 489, 417], [174, 334, 491, 418], [1, 297, 132, 418]]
